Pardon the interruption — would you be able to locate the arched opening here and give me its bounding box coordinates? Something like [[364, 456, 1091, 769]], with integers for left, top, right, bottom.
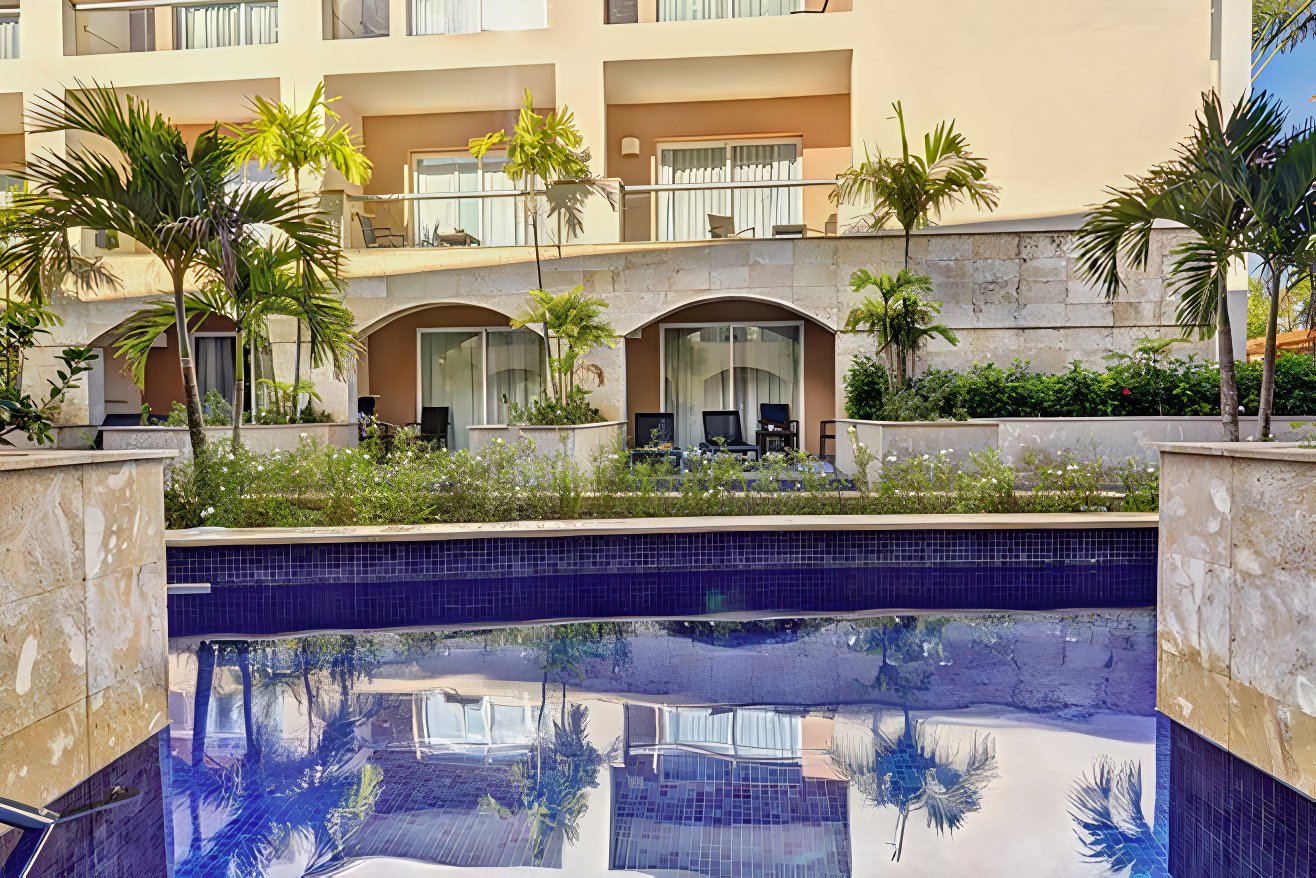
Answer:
[[361, 303, 544, 450], [625, 299, 836, 454]]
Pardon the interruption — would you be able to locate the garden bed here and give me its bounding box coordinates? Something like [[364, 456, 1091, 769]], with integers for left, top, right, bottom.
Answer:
[[467, 421, 626, 468], [101, 422, 359, 458]]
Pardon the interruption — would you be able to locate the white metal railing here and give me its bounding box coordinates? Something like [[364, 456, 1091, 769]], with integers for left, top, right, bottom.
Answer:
[[345, 179, 838, 249]]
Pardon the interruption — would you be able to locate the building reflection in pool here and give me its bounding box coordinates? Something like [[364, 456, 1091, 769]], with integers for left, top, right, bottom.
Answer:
[[164, 612, 1166, 877]]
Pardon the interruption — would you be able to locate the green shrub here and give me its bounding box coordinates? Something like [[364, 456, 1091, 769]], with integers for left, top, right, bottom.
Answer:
[[507, 386, 603, 426]]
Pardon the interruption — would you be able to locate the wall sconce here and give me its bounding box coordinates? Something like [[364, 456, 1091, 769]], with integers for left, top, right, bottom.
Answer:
[[620, 136, 641, 157]]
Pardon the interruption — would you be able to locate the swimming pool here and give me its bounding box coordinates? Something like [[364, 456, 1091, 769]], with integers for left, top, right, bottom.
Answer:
[[165, 610, 1167, 877]]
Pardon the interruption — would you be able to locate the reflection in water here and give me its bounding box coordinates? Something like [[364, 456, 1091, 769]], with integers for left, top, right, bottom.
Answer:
[[165, 611, 1166, 877]]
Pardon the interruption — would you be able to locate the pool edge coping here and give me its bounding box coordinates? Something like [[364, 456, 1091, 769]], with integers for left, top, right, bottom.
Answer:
[[166, 512, 1158, 547]]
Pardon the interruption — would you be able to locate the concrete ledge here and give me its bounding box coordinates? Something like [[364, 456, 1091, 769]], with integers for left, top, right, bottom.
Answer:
[[1149, 441, 1316, 463], [0, 449, 175, 472], [166, 512, 1158, 547]]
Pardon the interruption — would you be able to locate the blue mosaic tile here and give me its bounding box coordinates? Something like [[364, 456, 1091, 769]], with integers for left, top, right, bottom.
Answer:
[[166, 528, 1158, 636], [1168, 720, 1316, 877]]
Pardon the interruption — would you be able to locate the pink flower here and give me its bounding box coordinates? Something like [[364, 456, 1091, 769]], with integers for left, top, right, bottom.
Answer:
[[1122, 387, 1131, 396]]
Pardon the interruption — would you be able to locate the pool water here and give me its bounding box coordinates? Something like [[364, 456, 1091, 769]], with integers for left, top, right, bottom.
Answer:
[[166, 611, 1168, 877]]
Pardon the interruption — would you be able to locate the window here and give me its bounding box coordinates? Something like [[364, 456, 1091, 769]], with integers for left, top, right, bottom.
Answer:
[[194, 334, 237, 406], [410, 0, 545, 35], [0, 13, 17, 59], [411, 152, 526, 247], [662, 322, 802, 446], [175, 2, 277, 50], [657, 0, 802, 21], [657, 138, 801, 241], [418, 327, 543, 450]]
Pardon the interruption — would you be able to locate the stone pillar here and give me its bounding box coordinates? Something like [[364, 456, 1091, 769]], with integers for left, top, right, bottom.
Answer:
[[582, 341, 626, 424], [0, 451, 171, 817], [23, 344, 92, 427]]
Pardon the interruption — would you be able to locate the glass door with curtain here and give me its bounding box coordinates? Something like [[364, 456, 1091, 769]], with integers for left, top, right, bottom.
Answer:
[[657, 138, 800, 241], [175, 2, 278, 49], [662, 322, 801, 447], [245, 1, 278, 43], [194, 335, 237, 406], [485, 328, 543, 423], [658, 0, 800, 20], [419, 331, 482, 450], [0, 13, 18, 59], [411, 0, 480, 34], [412, 152, 520, 246], [475, 154, 527, 247]]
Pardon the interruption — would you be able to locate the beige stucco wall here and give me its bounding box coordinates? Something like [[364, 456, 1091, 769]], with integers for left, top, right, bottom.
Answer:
[[1156, 443, 1316, 798], [0, 451, 172, 815]]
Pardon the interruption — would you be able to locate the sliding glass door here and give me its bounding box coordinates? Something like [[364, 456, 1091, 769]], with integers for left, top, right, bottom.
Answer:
[[662, 323, 801, 446], [657, 0, 802, 21], [412, 153, 525, 246], [418, 328, 543, 449], [657, 139, 801, 241], [175, 2, 278, 49]]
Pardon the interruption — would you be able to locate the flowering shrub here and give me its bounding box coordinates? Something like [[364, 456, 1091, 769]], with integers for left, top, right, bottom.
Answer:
[[165, 429, 1159, 529]]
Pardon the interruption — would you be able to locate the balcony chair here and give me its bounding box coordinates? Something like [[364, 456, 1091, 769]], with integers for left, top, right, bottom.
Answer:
[[356, 213, 404, 248], [755, 402, 799, 457], [699, 410, 759, 460], [708, 214, 753, 239], [630, 412, 682, 470], [408, 406, 450, 448]]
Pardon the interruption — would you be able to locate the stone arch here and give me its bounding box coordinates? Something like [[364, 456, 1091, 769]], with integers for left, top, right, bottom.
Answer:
[[618, 292, 835, 337]]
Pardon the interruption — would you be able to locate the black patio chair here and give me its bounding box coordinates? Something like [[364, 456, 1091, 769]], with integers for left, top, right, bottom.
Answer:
[[356, 213, 404, 248], [699, 410, 758, 460], [756, 402, 800, 456], [408, 406, 450, 448], [630, 412, 681, 471]]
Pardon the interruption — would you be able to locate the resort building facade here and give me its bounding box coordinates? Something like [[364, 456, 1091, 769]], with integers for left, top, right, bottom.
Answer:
[[0, 0, 1253, 451]]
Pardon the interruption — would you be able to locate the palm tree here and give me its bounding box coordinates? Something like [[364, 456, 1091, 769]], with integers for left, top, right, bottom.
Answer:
[[512, 286, 616, 404], [830, 712, 998, 862], [114, 240, 358, 445], [1069, 757, 1162, 875], [1253, 1, 1316, 80], [232, 83, 371, 419], [470, 91, 616, 396], [1073, 91, 1290, 442], [845, 268, 958, 390], [1231, 125, 1316, 437], [833, 102, 1000, 268]]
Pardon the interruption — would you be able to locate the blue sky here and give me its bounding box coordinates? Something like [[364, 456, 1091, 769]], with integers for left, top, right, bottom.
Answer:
[[1254, 40, 1316, 126]]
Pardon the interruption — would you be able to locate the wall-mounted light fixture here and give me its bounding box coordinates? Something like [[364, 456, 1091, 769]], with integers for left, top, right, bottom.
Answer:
[[620, 136, 640, 157]]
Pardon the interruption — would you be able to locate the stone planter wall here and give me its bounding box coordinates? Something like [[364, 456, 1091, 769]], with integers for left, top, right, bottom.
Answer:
[[833, 416, 1316, 474], [0, 450, 172, 815], [467, 421, 626, 469], [100, 422, 359, 460], [1154, 442, 1316, 799]]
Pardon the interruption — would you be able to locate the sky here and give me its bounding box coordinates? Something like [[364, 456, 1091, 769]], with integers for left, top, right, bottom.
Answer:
[[1253, 39, 1316, 126]]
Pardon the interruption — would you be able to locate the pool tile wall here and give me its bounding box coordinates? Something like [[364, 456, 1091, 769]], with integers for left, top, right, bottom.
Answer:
[[1169, 720, 1315, 877], [166, 527, 1158, 636]]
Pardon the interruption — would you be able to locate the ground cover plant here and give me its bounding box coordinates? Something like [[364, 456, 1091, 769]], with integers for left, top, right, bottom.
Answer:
[[164, 431, 1161, 529]]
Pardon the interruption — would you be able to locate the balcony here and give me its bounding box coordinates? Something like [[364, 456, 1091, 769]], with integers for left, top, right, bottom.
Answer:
[[341, 178, 839, 251], [326, 0, 546, 39], [0, 7, 17, 59], [606, 0, 845, 25], [72, 1, 278, 56]]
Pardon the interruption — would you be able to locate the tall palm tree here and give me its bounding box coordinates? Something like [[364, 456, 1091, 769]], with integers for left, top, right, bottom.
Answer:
[[833, 102, 1000, 268], [1253, 0, 1316, 80], [471, 91, 617, 397], [232, 83, 371, 419], [115, 240, 358, 445], [1073, 91, 1290, 442], [845, 268, 958, 390]]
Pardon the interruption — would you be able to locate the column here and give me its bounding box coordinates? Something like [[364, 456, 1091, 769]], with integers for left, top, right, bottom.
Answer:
[[554, 55, 617, 244]]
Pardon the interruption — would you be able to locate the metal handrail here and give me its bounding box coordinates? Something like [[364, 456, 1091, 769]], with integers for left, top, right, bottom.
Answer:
[[348, 178, 836, 201]]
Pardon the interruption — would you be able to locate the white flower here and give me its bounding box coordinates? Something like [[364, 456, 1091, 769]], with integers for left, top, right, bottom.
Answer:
[[200, 506, 214, 518], [857, 442, 867, 449], [886, 454, 897, 462], [300, 432, 308, 439], [990, 477, 998, 484], [1146, 466, 1155, 473], [1245, 436, 1255, 442], [256, 464, 264, 472], [921, 454, 930, 461], [939, 449, 948, 455]]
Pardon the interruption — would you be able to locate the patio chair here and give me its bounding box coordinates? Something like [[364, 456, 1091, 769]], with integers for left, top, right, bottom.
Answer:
[[630, 412, 681, 470], [408, 406, 450, 448], [756, 402, 799, 456], [700, 410, 759, 460], [708, 214, 753, 239], [356, 213, 404, 248]]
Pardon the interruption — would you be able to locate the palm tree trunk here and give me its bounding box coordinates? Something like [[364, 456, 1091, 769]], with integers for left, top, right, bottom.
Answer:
[[893, 807, 910, 862], [238, 643, 259, 765], [1217, 275, 1240, 442], [292, 320, 303, 423], [191, 641, 215, 768], [903, 228, 911, 270], [302, 664, 316, 752], [232, 327, 244, 447], [173, 270, 207, 453], [1259, 266, 1283, 439]]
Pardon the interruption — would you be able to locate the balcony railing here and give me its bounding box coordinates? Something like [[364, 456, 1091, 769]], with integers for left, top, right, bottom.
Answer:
[[73, 1, 277, 56], [607, 0, 837, 24], [342, 179, 839, 250]]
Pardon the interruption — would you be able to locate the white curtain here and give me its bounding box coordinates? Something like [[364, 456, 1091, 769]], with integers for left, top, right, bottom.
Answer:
[[664, 326, 731, 447], [195, 336, 236, 406], [486, 329, 543, 422], [413, 155, 480, 245], [360, 0, 390, 35], [733, 0, 800, 15], [0, 16, 18, 60], [412, 0, 480, 34], [477, 155, 527, 246], [176, 4, 240, 49], [732, 143, 800, 237], [420, 331, 482, 450], [246, 2, 278, 44], [733, 324, 799, 426], [658, 146, 728, 242], [658, 0, 728, 20]]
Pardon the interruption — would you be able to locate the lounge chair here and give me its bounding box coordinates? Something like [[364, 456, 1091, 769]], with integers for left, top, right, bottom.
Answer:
[[708, 214, 753, 239], [408, 406, 450, 448], [756, 402, 799, 456], [630, 412, 681, 470], [699, 410, 759, 460], [356, 213, 404, 248]]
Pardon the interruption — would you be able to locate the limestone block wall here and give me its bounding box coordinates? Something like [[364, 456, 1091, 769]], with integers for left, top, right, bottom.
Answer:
[[1156, 442, 1316, 798], [0, 451, 173, 815]]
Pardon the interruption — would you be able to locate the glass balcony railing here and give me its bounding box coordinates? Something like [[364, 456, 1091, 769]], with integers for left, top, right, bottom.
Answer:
[[73, 1, 277, 56], [607, 0, 839, 25], [342, 179, 839, 251]]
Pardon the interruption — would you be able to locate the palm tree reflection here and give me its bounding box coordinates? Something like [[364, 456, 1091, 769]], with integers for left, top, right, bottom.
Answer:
[[1069, 757, 1165, 877]]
